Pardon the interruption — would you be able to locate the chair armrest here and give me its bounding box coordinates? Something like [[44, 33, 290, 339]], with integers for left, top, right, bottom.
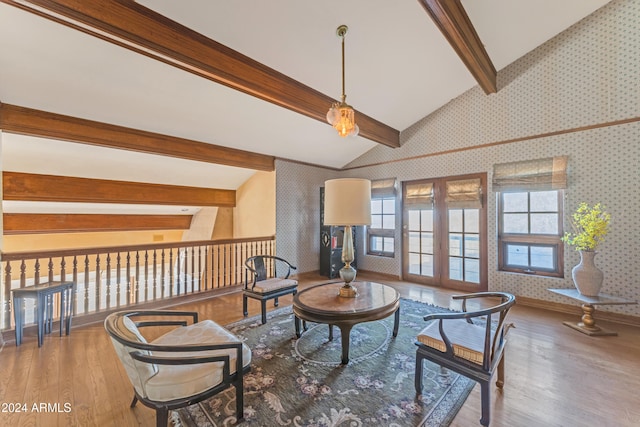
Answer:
[[126, 310, 199, 324]]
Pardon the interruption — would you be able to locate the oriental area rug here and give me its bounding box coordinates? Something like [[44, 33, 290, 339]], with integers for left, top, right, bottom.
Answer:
[[171, 298, 474, 427]]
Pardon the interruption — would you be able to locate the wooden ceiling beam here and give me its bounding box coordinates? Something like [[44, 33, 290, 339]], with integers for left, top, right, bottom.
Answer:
[[4, 213, 193, 234], [0, 103, 275, 172], [2, 0, 400, 148], [3, 172, 236, 207], [418, 0, 497, 94]]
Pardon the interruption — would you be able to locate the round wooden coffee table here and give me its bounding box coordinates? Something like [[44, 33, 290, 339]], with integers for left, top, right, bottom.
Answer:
[[293, 281, 400, 364]]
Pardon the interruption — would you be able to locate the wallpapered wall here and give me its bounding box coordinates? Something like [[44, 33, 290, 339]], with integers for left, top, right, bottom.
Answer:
[[276, 0, 639, 316]]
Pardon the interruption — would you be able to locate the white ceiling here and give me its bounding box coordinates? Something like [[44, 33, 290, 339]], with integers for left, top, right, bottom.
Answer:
[[0, 0, 611, 216]]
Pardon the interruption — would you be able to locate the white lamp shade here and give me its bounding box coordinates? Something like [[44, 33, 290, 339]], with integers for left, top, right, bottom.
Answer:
[[324, 178, 371, 226]]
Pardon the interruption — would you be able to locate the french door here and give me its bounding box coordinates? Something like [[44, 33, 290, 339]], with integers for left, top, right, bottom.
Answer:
[[401, 173, 487, 292]]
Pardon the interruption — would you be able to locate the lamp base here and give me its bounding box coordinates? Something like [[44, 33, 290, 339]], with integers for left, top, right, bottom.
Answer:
[[338, 264, 358, 297]]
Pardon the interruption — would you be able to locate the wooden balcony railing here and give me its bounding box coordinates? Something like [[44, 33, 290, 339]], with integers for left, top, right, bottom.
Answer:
[[1, 236, 275, 331]]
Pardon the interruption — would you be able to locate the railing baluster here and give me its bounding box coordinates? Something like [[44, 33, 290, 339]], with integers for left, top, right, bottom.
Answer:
[[135, 251, 140, 304], [116, 253, 122, 308], [95, 254, 101, 311], [3, 261, 12, 329], [60, 256, 66, 282], [197, 246, 202, 291], [106, 253, 111, 309], [126, 252, 132, 304], [144, 250, 149, 302], [48, 257, 54, 283], [84, 256, 90, 314], [153, 250, 157, 300], [191, 247, 195, 293], [161, 249, 166, 299], [20, 261, 26, 288], [34, 258, 40, 286], [72, 256, 78, 315], [176, 249, 181, 296], [169, 249, 174, 297]]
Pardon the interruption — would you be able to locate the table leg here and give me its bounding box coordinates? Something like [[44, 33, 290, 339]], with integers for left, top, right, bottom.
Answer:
[[65, 287, 73, 336], [37, 294, 45, 347], [339, 324, 353, 365], [294, 315, 301, 338], [59, 290, 65, 337], [13, 296, 24, 346], [393, 307, 400, 338], [562, 303, 617, 336], [328, 324, 333, 341]]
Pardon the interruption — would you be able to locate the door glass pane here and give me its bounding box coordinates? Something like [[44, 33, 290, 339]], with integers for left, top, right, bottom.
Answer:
[[464, 209, 479, 233], [421, 254, 433, 277], [465, 258, 480, 283], [503, 192, 528, 212], [409, 253, 420, 274], [506, 244, 529, 266], [371, 199, 382, 214], [531, 213, 558, 234], [503, 213, 528, 233], [449, 233, 463, 256], [421, 232, 433, 254], [409, 232, 420, 252], [371, 215, 382, 229], [420, 210, 433, 231], [382, 199, 395, 212], [382, 214, 395, 229], [531, 246, 555, 269], [408, 210, 420, 230], [464, 235, 480, 258], [530, 191, 557, 212], [449, 209, 463, 232], [449, 257, 463, 281]]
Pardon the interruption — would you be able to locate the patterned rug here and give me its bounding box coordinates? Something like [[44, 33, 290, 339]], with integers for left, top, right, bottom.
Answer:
[[171, 298, 474, 427]]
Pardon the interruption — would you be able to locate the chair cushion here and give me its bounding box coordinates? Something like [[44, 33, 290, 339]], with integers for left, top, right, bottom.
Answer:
[[146, 320, 251, 402], [417, 318, 491, 365], [249, 278, 298, 294]]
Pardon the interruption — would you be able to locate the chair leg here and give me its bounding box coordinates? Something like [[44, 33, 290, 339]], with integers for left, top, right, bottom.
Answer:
[[130, 395, 138, 408], [274, 297, 279, 307], [235, 381, 244, 420], [480, 380, 491, 427], [156, 407, 169, 427], [414, 352, 424, 394], [261, 300, 267, 324], [496, 355, 505, 388], [242, 294, 248, 317]]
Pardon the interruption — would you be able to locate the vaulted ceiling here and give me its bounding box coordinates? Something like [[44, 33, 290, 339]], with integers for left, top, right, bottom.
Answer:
[[0, 0, 611, 229]]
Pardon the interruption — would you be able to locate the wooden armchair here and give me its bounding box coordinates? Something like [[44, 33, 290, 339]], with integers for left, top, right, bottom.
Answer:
[[243, 255, 298, 324], [415, 292, 515, 426], [104, 310, 251, 427]]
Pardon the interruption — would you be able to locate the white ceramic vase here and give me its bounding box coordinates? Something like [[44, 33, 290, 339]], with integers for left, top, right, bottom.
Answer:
[[571, 250, 603, 296]]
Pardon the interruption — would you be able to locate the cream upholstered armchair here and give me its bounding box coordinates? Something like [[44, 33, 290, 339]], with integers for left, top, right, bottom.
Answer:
[[415, 292, 515, 427], [104, 310, 251, 427]]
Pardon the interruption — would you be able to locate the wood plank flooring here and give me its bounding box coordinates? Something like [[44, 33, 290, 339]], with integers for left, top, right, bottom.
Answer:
[[0, 272, 638, 427]]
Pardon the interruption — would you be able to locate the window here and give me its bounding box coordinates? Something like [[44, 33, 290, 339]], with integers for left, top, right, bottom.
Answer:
[[498, 191, 564, 276], [493, 156, 567, 277], [368, 179, 397, 257]]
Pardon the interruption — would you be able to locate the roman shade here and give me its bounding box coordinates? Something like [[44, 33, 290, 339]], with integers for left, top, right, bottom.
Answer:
[[405, 182, 434, 209], [492, 156, 568, 192], [445, 178, 482, 208], [371, 178, 398, 198]]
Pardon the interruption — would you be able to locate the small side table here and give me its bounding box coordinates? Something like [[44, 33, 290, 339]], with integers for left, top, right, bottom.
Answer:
[[12, 281, 75, 347], [548, 288, 637, 336]]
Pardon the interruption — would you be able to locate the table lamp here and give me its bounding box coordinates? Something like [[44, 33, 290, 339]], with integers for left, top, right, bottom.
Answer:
[[323, 178, 371, 297]]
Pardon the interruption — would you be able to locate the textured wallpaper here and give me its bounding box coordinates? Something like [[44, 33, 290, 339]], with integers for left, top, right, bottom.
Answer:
[[276, 0, 639, 316]]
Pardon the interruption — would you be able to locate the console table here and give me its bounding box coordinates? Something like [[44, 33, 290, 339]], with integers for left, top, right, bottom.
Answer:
[[548, 288, 637, 336], [12, 281, 75, 347]]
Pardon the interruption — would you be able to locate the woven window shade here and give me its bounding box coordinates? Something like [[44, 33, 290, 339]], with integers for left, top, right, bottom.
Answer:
[[405, 182, 434, 208], [445, 178, 482, 208], [492, 156, 568, 192], [371, 178, 397, 198]]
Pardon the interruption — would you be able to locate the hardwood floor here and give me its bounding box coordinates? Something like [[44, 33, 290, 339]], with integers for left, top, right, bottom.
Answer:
[[1, 272, 638, 426]]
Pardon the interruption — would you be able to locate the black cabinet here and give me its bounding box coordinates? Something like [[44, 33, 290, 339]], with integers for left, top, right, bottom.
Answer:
[[320, 187, 357, 278]]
